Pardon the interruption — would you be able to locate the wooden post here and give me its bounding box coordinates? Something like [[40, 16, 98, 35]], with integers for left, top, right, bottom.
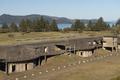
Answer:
[[38, 58, 41, 65], [65, 46, 67, 53], [112, 37, 114, 52], [44, 55, 47, 63], [5, 61, 8, 75], [112, 47, 113, 52], [74, 44, 76, 54], [5, 52, 8, 75]]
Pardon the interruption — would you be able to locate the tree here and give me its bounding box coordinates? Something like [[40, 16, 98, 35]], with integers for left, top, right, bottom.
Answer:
[[1, 23, 9, 29], [44, 20, 50, 32], [19, 19, 28, 32], [50, 20, 59, 31], [71, 19, 85, 31], [94, 17, 108, 31], [25, 19, 32, 32], [19, 19, 32, 32], [32, 17, 47, 32], [116, 19, 120, 26], [111, 19, 120, 35], [87, 20, 94, 31], [9, 22, 18, 32], [39, 16, 46, 32], [1, 23, 9, 32]]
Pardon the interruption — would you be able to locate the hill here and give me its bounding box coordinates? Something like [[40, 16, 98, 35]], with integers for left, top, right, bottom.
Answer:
[[0, 14, 72, 24], [0, 14, 98, 25]]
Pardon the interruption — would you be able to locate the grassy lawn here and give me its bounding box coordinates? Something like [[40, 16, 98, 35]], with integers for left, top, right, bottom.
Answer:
[[7, 49, 118, 80], [0, 31, 113, 45], [0, 71, 7, 80], [111, 76, 120, 80], [0, 31, 116, 80]]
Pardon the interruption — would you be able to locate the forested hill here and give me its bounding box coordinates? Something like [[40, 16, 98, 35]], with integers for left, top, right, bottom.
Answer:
[[0, 14, 72, 24], [0, 14, 98, 25]]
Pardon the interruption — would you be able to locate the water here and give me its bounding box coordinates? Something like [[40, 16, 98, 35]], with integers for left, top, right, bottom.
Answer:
[[57, 23, 72, 29]]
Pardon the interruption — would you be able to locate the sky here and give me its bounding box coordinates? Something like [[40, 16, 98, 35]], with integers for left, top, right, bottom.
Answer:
[[0, 0, 120, 21]]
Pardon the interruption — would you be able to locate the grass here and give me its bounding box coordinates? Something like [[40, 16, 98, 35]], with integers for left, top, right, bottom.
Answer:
[[0, 31, 113, 45], [6, 49, 116, 80], [111, 76, 120, 80], [0, 71, 7, 80]]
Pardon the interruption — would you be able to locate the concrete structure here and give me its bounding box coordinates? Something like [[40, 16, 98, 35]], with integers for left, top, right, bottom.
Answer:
[[0, 37, 103, 74], [103, 36, 118, 52], [117, 37, 120, 49], [76, 51, 93, 57]]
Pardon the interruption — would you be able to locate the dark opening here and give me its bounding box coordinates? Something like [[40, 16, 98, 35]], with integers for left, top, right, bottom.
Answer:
[[12, 65, 16, 72], [0, 62, 5, 71], [39, 56, 45, 65], [81, 52, 83, 55], [25, 64, 27, 70], [104, 47, 112, 51], [33, 58, 39, 66], [56, 45, 65, 50]]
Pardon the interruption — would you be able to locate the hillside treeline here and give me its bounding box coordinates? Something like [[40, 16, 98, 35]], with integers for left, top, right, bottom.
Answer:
[[0, 17, 120, 34]]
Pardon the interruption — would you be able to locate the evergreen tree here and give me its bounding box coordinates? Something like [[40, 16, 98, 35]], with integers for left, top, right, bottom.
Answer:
[[33, 19, 41, 32], [19, 19, 32, 32], [40, 16, 45, 31], [94, 17, 108, 31], [87, 20, 94, 31], [111, 19, 120, 35], [50, 20, 59, 31], [71, 20, 85, 31], [44, 20, 50, 32], [26, 19, 32, 32], [32, 17, 46, 32], [116, 19, 120, 26], [19, 19, 27, 32], [1, 23, 9, 32], [1, 23, 9, 29], [9, 22, 18, 32]]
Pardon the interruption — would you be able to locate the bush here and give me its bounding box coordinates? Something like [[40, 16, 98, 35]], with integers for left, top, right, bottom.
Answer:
[[111, 76, 120, 80], [8, 34, 14, 38]]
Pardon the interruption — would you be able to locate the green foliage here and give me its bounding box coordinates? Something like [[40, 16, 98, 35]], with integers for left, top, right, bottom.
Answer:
[[111, 76, 120, 80], [116, 19, 120, 26], [86, 20, 94, 31], [71, 19, 85, 31], [8, 34, 14, 38], [111, 19, 120, 36], [0, 23, 9, 33], [93, 17, 109, 31], [111, 24, 120, 35], [9, 22, 18, 32], [50, 20, 59, 31], [19, 19, 28, 32], [19, 16, 58, 32]]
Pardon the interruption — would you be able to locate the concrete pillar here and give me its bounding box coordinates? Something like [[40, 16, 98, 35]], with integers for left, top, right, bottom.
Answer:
[[23, 64, 25, 71], [112, 47, 114, 52], [27, 63, 33, 70], [19, 64, 21, 72], [16, 64, 19, 72], [74, 44, 76, 54], [44, 55, 47, 63], [38, 58, 41, 65], [5, 62, 8, 74], [8, 64, 12, 73]]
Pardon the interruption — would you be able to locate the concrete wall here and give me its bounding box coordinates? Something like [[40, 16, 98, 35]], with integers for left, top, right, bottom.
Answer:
[[76, 51, 93, 57], [118, 45, 120, 49], [103, 37, 118, 51], [8, 62, 34, 73], [103, 37, 117, 47]]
